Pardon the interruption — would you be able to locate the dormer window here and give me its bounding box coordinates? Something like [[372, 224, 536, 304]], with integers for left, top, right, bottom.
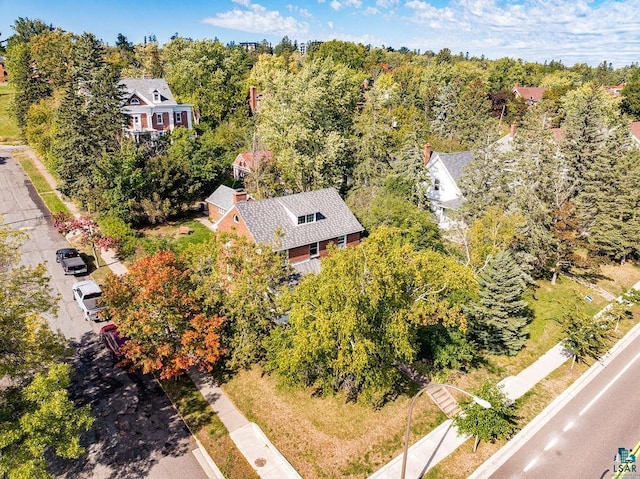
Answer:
[[130, 97, 140, 105], [434, 178, 441, 191], [153, 90, 160, 102], [297, 212, 318, 225]]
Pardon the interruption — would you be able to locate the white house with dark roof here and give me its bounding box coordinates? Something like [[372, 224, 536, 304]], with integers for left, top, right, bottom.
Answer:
[[208, 186, 364, 273], [423, 144, 474, 229], [120, 78, 192, 140]]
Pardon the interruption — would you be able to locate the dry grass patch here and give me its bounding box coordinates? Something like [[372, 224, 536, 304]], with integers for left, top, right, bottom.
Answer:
[[222, 366, 446, 479], [597, 262, 640, 295]]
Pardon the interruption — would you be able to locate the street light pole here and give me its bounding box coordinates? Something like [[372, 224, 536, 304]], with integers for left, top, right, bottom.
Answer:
[[399, 383, 491, 479]]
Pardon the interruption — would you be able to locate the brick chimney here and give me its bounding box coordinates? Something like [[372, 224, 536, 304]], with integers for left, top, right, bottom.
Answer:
[[233, 190, 248, 203], [423, 143, 432, 165], [510, 122, 517, 137], [249, 85, 257, 115]]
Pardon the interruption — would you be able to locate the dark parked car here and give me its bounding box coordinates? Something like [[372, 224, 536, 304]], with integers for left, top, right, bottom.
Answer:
[[56, 248, 88, 275], [99, 324, 129, 360]]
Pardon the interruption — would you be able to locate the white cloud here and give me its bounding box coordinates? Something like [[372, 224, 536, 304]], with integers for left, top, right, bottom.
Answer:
[[344, 0, 363, 7], [330, 0, 342, 10], [401, 0, 640, 66], [328, 21, 334, 29], [287, 4, 313, 18], [364, 6, 379, 15], [202, 2, 308, 36], [376, 0, 399, 7]]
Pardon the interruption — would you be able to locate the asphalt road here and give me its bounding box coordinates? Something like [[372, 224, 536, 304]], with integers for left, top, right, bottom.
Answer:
[[489, 331, 640, 479], [0, 147, 208, 479]]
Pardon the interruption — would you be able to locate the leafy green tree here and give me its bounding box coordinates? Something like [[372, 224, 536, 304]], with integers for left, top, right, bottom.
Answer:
[[256, 58, 363, 192], [266, 227, 476, 406], [349, 190, 443, 251], [163, 38, 251, 125], [186, 234, 292, 370], [0, 364, 94, 478], [5, 40, 51, 127], [467, 251, 531, 355], [308, 40, 367, 70], [558, 308, 615, 368], [621, 68, 640, 119], [454, 382, 517, 452]]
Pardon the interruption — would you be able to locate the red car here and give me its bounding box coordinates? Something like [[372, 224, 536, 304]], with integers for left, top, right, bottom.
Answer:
[[99, 324, 129, 360]]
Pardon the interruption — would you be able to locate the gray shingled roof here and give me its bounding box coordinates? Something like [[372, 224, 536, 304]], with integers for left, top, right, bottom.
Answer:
[[205, 185, 236, 211], [120, 78, 177, 105], [235, 188, 364, 251], [435, 151, 474, 183]]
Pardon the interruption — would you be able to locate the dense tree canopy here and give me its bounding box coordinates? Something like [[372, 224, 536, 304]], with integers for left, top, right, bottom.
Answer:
[[266, 227, 476, 406]]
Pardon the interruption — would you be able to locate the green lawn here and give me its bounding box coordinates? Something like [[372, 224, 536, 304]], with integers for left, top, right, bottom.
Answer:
[[0, 83, 21, 144], [173, 219, 214, 252], [15, 152, 71, 216], [159, 376, 259, 479]]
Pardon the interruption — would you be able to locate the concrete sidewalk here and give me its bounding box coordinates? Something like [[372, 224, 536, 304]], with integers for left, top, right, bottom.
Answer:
[[369, 341, 573, 479]]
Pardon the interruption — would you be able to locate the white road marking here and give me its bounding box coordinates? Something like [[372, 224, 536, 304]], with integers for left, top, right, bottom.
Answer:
[[563, 421, 574, 432], [544, 437, 558, 451], [523, 458, 537, 473], [579, 351, 640, 416]]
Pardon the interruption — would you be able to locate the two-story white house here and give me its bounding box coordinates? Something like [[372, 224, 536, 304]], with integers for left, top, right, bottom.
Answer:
[[424, 144, 474, 229]]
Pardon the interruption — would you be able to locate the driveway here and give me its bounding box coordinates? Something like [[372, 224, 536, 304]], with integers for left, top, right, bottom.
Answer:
[[0, 147, 208, 479]]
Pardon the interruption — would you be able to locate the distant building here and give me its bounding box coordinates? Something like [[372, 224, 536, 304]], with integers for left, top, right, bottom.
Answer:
[[299, 43, 307, 55], [239, 42, 259, 52], [120, 78, 192, 141], [423, 144, 474, 229], [233, 150, 273, 180], [0, 56, 7, 82], [513, 84, 546, 106], [605, 84, 625, 96]]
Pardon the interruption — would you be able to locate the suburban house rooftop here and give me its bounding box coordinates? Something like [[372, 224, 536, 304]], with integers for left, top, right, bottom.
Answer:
[[234, 187, 364, 252]]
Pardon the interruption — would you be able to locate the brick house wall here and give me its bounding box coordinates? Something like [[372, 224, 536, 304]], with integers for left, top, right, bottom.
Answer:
[[207, 203, 227, 223], [287, 245, 310, 264], [287, 232, 361, 264], [151, 112, 170, 131], [346, 232, 361, 247], [215, 206, 253, 241]]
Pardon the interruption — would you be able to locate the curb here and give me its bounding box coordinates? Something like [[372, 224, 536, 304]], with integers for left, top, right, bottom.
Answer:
[[468, 319, 640, 479]]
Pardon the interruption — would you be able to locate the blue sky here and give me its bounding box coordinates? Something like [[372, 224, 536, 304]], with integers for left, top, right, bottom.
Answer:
[[1, 0, 639, 66]]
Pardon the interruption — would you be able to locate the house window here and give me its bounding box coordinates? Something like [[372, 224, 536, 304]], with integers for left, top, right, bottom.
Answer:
[[175, 112, 182, 124], [298, 213, 317, 225], [153, 91, 160, 102], [309, 242, 319, 258], [336, 235, 346, 249], [156, 113, 163, 125], [130, 97, 140, 105], [434, 178, 441, 191], [233, 214, 239, 223], [217, 206, 225, 215]]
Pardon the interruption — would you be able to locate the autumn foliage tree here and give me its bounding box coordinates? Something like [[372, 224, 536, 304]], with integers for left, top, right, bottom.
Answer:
[[102, 250, 225, 378]]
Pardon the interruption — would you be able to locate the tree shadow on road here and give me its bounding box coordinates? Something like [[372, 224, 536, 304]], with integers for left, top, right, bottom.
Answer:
[[49, 331, 196, 479]]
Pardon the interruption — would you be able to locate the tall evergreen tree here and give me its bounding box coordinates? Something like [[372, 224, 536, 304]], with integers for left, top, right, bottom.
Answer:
[[467, 251, 531, 355]]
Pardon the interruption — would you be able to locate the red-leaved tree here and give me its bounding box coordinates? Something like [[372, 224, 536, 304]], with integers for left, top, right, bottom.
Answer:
[[52, 213, 118, 265], [102, 250, 225, 379]]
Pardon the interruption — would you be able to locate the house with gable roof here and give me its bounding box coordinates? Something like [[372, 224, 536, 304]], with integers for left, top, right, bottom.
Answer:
[[205, 186, 364, 273], [233, 150, 273, 180], [120, 77, 192, 140], [513, 83, 546, 106], [423, 144, 474, 229]]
